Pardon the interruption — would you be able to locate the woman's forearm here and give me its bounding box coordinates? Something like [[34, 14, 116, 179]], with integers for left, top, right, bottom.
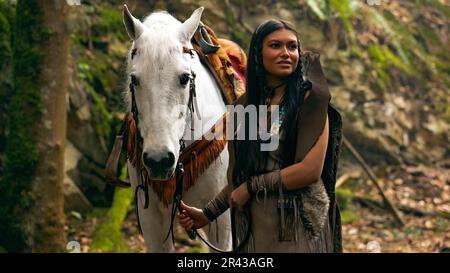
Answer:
[[243, 114, 329, 195], [281, 161, 322, 191], [202, 184, 230, 221], [280, 114, 329, 191]]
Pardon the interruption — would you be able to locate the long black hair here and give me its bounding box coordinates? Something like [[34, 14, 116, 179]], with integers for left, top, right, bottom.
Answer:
[[233, 19, 312, 185]]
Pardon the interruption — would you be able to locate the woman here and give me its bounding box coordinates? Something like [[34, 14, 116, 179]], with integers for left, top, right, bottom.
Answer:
[[178, 19, 343, 253]]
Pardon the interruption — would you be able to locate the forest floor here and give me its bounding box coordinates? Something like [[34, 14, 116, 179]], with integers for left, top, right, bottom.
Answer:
[[66, 163, 449, 253]]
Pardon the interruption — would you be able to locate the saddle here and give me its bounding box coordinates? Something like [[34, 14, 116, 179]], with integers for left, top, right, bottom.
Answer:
[[192, 22, 246, 104], [105, 24, 246, 206]]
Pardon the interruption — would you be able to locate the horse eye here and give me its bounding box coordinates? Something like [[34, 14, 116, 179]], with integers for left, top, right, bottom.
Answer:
[[131, 75, 139, 86], [179, 73, 190, 86]]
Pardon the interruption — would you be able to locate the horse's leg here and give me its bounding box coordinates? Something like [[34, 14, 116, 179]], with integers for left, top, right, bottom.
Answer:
[[203, 210, 232, 252], [137, 192, 175, 252], [184, 149, 233, 252], [128, 162, 175, 252]]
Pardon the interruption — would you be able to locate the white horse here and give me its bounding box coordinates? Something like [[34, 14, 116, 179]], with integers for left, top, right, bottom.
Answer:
[[122, 5, 232, 252]]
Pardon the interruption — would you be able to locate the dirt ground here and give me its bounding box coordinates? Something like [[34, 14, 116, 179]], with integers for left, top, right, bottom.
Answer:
[[66, 164, 449, 253]]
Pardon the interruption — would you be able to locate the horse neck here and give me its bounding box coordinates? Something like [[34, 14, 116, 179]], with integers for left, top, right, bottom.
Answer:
[[182, 52, 226, 144]]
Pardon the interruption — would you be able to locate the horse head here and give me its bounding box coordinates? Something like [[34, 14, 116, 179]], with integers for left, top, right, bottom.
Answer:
[[122, 5, 203, 180]]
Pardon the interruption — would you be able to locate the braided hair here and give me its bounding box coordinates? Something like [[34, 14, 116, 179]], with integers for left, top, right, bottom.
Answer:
[[234, 19, 312, 184]]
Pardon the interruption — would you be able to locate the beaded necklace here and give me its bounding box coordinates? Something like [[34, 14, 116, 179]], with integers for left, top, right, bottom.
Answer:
[[269, 105, 286, 137], [260, 82, 287, 139], [263, 82, 287, 137]]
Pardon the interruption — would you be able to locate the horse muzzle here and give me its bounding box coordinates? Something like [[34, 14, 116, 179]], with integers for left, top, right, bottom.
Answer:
[[142, 150, 176, 179]]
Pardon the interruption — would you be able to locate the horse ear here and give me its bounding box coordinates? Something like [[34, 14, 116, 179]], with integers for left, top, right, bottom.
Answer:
[[179, 7, 204, 43], [123, 4, 145, 40]]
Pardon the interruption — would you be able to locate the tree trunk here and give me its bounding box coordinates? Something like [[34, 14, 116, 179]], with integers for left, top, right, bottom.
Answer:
[[0, 1, 15, 177], [26, 0, 70, 252], [0, 0, 69, 252]]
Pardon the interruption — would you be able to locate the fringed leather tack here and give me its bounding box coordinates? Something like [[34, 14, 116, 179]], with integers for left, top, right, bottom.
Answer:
[[104, 114, 131, 188], [126, 112, 138, 166], [125, 112, 228, 207], [189, 151, 197, 191]]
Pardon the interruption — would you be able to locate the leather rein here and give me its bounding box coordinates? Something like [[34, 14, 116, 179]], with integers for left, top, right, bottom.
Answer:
[[164, 47, 250, 253], [105, 37, 250, 252]]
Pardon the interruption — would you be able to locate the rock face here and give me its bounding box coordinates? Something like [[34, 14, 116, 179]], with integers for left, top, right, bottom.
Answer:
[[2, 0, 447, 208], [63, 141, 93, 213], [64, 176, 93, 214], [128, 0, 449, 166], [64, 0, 448, 204]]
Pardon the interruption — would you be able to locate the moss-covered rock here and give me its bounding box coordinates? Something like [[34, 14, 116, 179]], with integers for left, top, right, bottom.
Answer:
[[89, 167, 134, 253], [0, 0, 47, 252], [0, 4, 12, 70], [0, 0, 15, 172]]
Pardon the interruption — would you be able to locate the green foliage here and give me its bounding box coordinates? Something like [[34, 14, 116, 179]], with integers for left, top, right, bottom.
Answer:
[[329, 0, 357, 42], [89, 166, 134, 253], [363, 5, 449, 123], [306, 0, 330, 21], [340, 210, 358, 224], [415, 24, 445, 54], [69, 211, 83, 221], [414, 0, 450, 18], [335, 187, 353, 210], [0, 0, 15, 156], [186, 245, 206, 253], [0, 0, 46, 252], [306, 0, 357, 42], [97, 6, 126, 41], [78, 59, 114, 141], [435, 60, 450, 76], [381, 46, 414, 76], [0, 0, 15, 110], [383, 12, 429, 67], [367, 44, 390, 91], [219, 0, 250, 49], [336, 188, 358, 224], [303, 0, 449, 127], [367, 43, 415, 90], [0, 2, 13, 69], [367, 9, 410, 66], [87, 85, 113, 141], [71, 1, 128, 114], [367, 8, 447, 79], [403, 226, 423, 236]]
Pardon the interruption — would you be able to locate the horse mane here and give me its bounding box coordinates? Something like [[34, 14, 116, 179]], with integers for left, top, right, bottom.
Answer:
[[142, 11, 181, 29]]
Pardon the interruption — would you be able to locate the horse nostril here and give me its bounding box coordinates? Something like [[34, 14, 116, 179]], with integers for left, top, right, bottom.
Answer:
[[142, 151, 175, 173], [143, 152, 156, 169], [163, 152, 175, 168]]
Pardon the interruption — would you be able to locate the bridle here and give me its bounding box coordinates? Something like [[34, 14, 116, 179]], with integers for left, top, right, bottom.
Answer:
[[128, 45, 199, 233], [128, 45, 250, 253]]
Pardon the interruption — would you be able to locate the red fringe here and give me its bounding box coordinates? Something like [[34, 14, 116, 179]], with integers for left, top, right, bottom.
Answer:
[[125, 113, 228, 207]]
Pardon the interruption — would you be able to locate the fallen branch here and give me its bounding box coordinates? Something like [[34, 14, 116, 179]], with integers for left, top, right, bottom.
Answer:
[[336, 170, 361, 188], [336, 173, 351, 188], [343, 135, 405, 226], [353, 196, 450, 220], [399, 205, 450, 220], [352, 196, 387, 213]]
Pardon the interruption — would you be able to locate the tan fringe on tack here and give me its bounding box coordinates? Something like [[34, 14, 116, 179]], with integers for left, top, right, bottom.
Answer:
[[125, 113, 138, 166], [125, 112, 228, 207]]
